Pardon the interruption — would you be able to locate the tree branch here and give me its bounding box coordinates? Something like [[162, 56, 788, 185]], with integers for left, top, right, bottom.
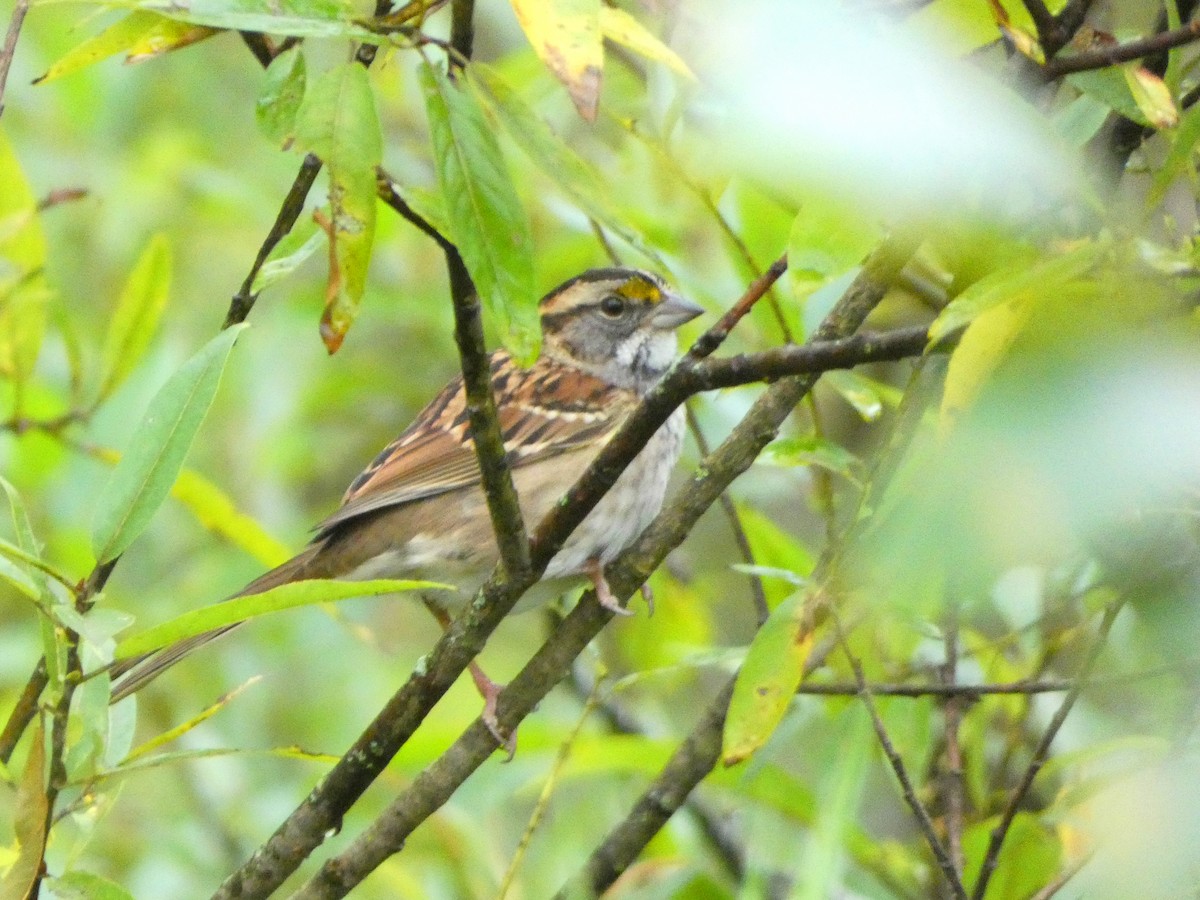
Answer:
[[0, 0, 29, 119], [288, 236, 919, 896], [1042, 16, 1200, 78], [970, 600, 1126, 900]]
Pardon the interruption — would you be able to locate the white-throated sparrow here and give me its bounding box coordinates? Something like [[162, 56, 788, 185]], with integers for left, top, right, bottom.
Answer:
[[111, 267, 702, 701]]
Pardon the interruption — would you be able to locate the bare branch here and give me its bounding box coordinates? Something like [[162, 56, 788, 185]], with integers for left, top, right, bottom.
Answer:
[[0, 0, 29, 119], [970, 600, 1126, 900], [832, 606, 969, 900], [1042, 17, 1200, 78]]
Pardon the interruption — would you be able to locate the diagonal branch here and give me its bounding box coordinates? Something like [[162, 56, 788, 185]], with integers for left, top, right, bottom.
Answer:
[[1042, 16, 1200, 78], [288, 235, 920, 897], [0, 0, 29, 119], [970, 600, 1126, 899]]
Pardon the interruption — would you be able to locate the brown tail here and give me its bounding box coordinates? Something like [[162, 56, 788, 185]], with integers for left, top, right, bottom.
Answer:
[[109, 546, 321, 703]]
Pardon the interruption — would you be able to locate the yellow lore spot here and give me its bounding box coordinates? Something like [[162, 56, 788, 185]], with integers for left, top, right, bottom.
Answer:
[[619, 276, 662, 303]]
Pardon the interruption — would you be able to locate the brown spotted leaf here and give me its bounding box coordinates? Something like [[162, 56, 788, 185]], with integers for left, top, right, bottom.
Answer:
[[509, 0, 603, 121]]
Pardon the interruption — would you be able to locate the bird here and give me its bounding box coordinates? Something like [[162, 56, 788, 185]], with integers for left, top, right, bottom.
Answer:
[[110, 267, 703, 711]]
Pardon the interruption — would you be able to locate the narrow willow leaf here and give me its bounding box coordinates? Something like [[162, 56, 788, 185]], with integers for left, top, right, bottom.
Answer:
[[0, 132, 49, 390], [47, 871, 136, 900], [470, 64, 663, 265], [100, 235, 172, 399], [938, 297, 1035, 436], [599, 7, 694, 79], [39, 0, 378, 41], [294, 63, 382, 353], [249, 223, 322, 294], [1150, 101, 1200, 207], [1124, 65, 1178, 129], [1, 724, 46, 899], [256, 46, 307, 147], [1068, 68, 1148, 127], [91, 325, 247, 564], [115, 578, 450, 658], [723, 590, 818, 766], [928, 239, 1103, 343], [421, 62, 538, 364], [33, 11, 216, 83], [761, 435, 861, 482], [121, 676, 263, 763], [509, 0, 603, 120]]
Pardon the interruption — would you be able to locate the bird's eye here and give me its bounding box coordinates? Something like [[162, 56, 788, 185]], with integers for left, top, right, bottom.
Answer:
[[599, 294, 626, 318]]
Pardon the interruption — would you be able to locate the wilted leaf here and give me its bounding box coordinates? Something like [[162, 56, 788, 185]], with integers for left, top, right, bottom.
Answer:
[[99, 234, 172, 399], [256, 46, 307, 147], [91, 324, 247, 564], [0, 724, 46, 900], [1124, 65, 1178, 129], [34, 11, 216, 83], [723, 590, 820, 765], [115, 578, 449, 658], [470, 64, 663, 265], [509, 0, 603, 120], [421, 62, 538, 364], [294, 63, 381, 353], [599, 7, 693, 79]]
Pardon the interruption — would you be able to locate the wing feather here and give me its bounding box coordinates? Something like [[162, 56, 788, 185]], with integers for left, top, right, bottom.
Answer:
[[313, 353, 633, 537]]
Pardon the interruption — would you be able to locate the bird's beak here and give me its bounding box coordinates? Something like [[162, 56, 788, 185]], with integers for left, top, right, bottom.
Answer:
[[651, 292, 705, 329]]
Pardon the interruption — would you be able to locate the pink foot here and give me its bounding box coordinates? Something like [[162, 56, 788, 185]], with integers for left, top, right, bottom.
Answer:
[[585, 560, 633, 617]]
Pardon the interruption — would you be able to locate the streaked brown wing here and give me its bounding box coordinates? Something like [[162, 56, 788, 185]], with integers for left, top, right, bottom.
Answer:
[[313, 353, 633, 537]]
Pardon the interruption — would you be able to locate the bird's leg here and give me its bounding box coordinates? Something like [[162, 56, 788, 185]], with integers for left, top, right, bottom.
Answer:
[[422, 600, 515, 759], [583, 559, 633, 617]]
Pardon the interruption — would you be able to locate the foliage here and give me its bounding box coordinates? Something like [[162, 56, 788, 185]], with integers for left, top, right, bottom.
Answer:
[[1, 0, 1200, 897]]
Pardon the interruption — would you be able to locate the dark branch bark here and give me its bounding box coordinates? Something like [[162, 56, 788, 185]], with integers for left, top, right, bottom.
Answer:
[[1042, 16, 1200, 78], [970, 600, 1126, 899], [289, 236, 919, 897], [0, 0, 29, 119]]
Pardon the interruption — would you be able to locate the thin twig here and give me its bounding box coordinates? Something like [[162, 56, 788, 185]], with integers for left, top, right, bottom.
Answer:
[[970, 601, 1125, 900], [1030, 852, 1094, 900], [0, 0, 29, 119], [685, 403, 769, 625], [1042, 17, 1200, 78], [831, 606, 968, 900], [942, 601, 966, 885]]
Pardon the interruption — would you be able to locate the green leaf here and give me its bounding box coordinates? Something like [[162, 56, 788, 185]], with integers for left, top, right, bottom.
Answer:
[[47, 870, 136, 900], [40, 0, 377, 41], [171, 468, 291, 567], [929, 238, 1104, 342], [294, 63, 381, 354], [788, 197, 880, 292], [1123, 64, 1177, 130], [249, 221, 322, 294], [962, 813, 1061, 899], [33, 11, 216, 83], [723, 590, 818, 765], [0, 132, 49, 395], [737, 504, 815, 609], [91, 324, 247, 564], [256, 46, 307, 147], [761, 435, 861, 482], [509, 0, 603, 120], [99, 234, 172, 399], [823, 369, 885, 421], [115, 578, 450, 658], [1150, 100, 1200, 207], [421, 62, 538, 364], [1068, 68, 1149, 127], [470, 64, 663, 266]]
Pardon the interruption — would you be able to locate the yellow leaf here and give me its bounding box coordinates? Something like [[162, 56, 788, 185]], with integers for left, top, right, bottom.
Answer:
[[509, 0, 603, 121], [599, 7, 694, 80], [938, 297, 1035, 437], [34, 11, 217, 84], [0, 724, 46, 899], [1124, 65, 1179, 129]]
